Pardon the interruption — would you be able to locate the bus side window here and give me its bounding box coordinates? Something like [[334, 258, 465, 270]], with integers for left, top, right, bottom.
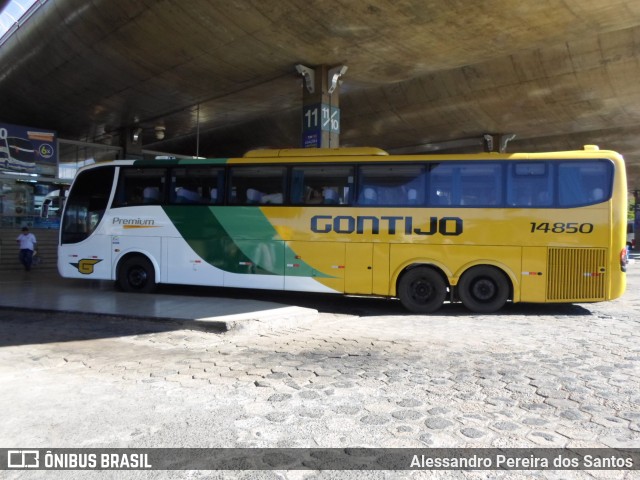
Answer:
[[358, 164, 425, 206], [508, 162, 550, 207], [428, 163, 452, 206], [290, 165, 354, 206], [228, 166, 286, 205], [208, 171, 225, 205], [458, 163, 502, 206], [558, 161, 612, 207], [114, 168, 166, 207], [291, 170, 305, 204], [171, 167, 223, 205]]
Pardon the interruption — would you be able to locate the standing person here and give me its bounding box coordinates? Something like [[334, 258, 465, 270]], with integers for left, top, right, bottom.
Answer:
[[16, 227, 37, 271]]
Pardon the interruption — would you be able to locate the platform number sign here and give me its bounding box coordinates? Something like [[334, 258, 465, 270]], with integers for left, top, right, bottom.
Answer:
[[303, 104, 340, 133]]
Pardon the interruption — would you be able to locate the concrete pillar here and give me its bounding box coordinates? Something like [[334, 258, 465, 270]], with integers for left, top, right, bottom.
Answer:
[[298, 65, 346, 148]]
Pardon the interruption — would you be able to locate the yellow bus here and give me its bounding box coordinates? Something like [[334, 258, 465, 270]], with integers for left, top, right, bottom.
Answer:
[[58, 145, 628, 313]]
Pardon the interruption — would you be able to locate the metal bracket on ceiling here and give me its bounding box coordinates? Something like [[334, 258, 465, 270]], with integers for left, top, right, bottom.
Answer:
[[295, 64, 315, 94], [483, 133, 516, 153], [327, 65, 348, 94]]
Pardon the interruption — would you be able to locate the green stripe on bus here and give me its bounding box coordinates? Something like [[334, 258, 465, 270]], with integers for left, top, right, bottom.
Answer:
[[162, 206, 330, 277]]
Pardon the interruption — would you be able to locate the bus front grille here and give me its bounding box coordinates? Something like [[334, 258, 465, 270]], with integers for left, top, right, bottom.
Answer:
[[547, 248, 607, 301]]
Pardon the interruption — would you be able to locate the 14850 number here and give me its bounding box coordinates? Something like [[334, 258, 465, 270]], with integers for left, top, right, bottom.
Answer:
[[530, 222, 594, 233]]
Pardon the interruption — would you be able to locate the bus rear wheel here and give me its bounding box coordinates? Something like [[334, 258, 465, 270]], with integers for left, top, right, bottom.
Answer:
[[458, 266, 509, 313], [118, 256, 157, 293], [398, 267, 447, 313]]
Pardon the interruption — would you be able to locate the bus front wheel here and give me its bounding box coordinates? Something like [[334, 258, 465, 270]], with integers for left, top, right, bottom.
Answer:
[[397, 267, 447, 313], [118, 256, 157, 293], [458, 266, 509, 313]]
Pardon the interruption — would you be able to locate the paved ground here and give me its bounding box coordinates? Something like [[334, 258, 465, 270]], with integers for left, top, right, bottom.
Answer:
[[1, 257, 639, 479]]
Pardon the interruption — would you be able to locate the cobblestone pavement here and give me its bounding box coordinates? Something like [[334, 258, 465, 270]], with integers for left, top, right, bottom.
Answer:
[[1, 260, 640, 479]]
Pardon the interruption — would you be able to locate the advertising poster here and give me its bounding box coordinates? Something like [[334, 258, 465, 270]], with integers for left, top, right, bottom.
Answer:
[[0, 121, 57, 175]]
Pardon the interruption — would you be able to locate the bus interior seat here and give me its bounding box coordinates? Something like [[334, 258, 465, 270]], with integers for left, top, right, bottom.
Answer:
[[360, 187, 377, 205], [591, 188, 604, 202], [261, 192, 283, 204], [176, 187, 201, 203], [143, 186, 160, 204], [323, 188, 339, 204], [246, 188, 263, 204], [407, 188, 418, 205]]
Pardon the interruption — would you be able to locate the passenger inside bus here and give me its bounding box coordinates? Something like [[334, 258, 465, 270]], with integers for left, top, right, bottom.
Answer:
[[359, 187, 377, 205], [322, 188, 339, 204], [175, 186, 201, 203]]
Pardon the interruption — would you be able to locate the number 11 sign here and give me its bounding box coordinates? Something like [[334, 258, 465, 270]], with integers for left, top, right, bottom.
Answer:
[[303, 104, 340, 133]]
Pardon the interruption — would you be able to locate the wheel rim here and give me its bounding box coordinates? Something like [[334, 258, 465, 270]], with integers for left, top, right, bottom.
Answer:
[[128, 267, 148, 289], [471, 278, 496, 302], [410, 278, 435, 304]]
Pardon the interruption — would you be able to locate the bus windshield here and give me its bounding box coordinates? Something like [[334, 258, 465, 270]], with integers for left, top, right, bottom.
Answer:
[[61, 167, 115, 244]]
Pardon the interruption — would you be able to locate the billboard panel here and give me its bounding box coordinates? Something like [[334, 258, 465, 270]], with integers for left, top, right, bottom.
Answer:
[[0, 122, 57, 175]]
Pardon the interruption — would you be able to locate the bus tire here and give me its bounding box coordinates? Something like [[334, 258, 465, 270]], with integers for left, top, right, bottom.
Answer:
[[118, 256, 157, 293], [458, 266, 509, 313], [397, 267, 447, 313]]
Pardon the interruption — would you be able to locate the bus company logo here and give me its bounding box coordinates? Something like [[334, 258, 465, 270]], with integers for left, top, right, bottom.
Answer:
[[71, 258, 103, 274], [311, 215, 463, 236], [8, 450, 39, 468], [112, 217, 158, 229], [38, 144, 54, 159]]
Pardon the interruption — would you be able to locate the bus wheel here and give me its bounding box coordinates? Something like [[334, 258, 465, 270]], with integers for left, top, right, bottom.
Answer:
[[118, 256, 156, 293], [398, 267, 447, 313], [458, 266, 509, 313]]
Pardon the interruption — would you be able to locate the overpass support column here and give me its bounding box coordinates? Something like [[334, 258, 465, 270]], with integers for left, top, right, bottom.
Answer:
[[297, 64, 347, 148]]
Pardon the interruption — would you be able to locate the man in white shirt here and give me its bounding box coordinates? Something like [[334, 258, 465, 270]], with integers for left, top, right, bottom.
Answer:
[[16, 227, 37, 271]]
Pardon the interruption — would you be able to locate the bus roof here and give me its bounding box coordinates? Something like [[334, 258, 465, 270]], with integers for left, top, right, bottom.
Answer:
[[243, 147, 389, 157], [83, 145, 624, 170]]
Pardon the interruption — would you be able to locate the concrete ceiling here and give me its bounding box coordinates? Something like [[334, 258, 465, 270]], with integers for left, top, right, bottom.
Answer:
[[2, 0, 640, 191]]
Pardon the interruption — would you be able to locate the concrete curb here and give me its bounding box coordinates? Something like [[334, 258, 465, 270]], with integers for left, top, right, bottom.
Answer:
[[0, 304, 319, 334]]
